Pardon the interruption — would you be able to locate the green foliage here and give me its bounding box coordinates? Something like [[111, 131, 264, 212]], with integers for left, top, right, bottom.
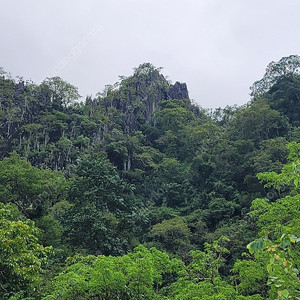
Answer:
[[250, 138, 288, 174], [0, 58, 300, 299], [0, 202, 52, 299], [168, 278, 261, 300], [231, 259, 267, 296], [62, 155, 137, 255], [247, 142, 300, 299], [250, 195, 300, 238], [41, 76, 81, 108], [251, 142, 300, 237], [61, 204, 135, 255], [43, 245, 182, 300], [35, 215, 63, 247], [247, 234, 300, 299], [0, 151, 68, 218], [167, 236, 262, 300], [155, 99, 195, 133], [188, 236, 230, 285], [68, 155, 134, 212], [250, 55, 300, 96], [267, 74, 300, 125], [228, 98, 289, 144], [150, 217, 192, 253]]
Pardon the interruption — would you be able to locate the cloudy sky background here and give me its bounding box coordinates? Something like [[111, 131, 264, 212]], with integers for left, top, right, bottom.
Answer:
[[1, 0, 299, 108]]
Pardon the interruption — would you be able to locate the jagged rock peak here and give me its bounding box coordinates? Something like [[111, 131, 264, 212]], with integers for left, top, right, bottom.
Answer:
[[97, 63, 190, 133], [132, 63, 189, 99], [167, 81, 189, 100]]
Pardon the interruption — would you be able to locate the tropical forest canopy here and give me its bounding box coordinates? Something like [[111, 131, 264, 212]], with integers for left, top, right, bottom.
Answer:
[[0, 56, 299, 299]]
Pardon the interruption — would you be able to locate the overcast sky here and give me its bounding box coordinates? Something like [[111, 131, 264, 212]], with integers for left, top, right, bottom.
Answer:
[[1, 0, 299, 108]]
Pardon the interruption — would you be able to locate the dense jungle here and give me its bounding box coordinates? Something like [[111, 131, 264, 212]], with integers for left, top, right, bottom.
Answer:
[[0, 55, 299, 299]]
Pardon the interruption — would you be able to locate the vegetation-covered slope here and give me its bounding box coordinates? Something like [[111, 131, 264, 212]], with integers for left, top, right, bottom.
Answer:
[[0, 57, 299, 299]]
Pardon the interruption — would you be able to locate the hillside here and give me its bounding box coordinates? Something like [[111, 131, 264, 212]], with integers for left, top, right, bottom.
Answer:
[[0, 57, 299, 299]]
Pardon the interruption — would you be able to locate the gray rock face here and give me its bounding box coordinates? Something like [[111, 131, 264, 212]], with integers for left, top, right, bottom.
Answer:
[[100, 65, 190, 134], [167, 82, 189, 100]]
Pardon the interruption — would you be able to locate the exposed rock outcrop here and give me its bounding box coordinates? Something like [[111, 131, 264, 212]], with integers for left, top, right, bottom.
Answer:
[[99, 63, 190, 134]]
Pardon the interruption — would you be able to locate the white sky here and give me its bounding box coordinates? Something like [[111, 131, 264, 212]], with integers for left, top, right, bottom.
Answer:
[[1, 0, 299, 108]]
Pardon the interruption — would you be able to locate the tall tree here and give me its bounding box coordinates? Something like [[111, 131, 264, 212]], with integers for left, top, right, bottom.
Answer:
[[0, 202, 52, 299]]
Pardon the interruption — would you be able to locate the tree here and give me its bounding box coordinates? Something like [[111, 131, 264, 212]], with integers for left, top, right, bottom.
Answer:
[[187, 236, 230, 286], [155, 102, 195, 133], [246, 142, 300, 299], [231, 259, 267, 297], [0, 151, 68, 218], [41, 77, 81, 108], [250, 55, 300, 96], [62, 155, 137, 255], [206, 197, 239, 229], [43, 245, 182, 300], [168, 236, 262, 300], [227, 98, 289, 144], [249, 138, 288, 175], [266, 74, 300, 125], [150, 217, 191, 254], [61, 205, 135, 255], [68, 155, 134, 213], [0, 202, 52, 299], [247, 234, 300, 300]]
